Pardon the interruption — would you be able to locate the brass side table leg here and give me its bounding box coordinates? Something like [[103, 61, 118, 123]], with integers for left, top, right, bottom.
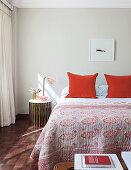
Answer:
[[39, 103, 40, 127], [44, 103, 47, 125], [33, 103, 35, 126]]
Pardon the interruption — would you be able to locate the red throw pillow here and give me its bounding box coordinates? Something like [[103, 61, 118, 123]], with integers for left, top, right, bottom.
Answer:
[[105, 74, 131, 98], [66, 72, 98, 98]]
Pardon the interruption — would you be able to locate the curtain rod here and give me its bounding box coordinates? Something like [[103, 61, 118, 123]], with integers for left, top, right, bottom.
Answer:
[[1, 0, 13, 10]]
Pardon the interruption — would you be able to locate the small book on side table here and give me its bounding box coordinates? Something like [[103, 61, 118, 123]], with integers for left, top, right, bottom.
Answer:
[[75, 154, 124, 170], [82, 155, 114, 168]]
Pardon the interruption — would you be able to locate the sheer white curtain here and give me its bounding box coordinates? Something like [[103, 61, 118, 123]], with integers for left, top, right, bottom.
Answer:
[[0, 1, 15, 127]]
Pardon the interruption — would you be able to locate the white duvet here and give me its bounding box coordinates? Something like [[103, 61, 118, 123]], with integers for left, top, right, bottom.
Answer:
[[58, 95, 131, 104]]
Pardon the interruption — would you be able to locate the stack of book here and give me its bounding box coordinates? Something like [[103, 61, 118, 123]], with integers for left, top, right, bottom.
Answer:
[[82, 155, 114, 168], [75, 154, 124, 170]]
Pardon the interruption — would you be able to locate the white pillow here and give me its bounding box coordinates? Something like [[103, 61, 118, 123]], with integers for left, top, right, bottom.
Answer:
[[95, 85, 108, 97], [61, 86, 69, 96], [61, 85, 108, 97]]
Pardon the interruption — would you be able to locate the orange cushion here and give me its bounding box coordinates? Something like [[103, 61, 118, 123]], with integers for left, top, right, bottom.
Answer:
[[66, 72, 98, 98], [105, 74, 131, 98]]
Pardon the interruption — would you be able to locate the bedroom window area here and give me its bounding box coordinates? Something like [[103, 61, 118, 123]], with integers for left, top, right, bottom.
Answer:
[[0, 1, 15, 127]]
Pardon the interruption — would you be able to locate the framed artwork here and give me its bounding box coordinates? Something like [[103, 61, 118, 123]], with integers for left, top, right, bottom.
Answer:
[[89, 39, 115, 61]]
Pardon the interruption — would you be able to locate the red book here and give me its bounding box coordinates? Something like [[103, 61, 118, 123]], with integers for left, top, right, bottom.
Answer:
[[82, 155, 114, 168], [85, 155, 111, 165]]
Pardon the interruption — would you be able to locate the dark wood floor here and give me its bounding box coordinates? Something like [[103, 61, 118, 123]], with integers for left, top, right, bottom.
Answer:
[[0, 115, 42, 170]]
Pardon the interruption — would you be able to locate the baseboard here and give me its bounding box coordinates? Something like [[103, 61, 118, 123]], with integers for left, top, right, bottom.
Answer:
[[16, 114, 29, 120]]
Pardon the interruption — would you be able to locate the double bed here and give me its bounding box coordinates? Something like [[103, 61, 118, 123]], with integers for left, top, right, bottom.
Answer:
[[31, 96, 131, 170]]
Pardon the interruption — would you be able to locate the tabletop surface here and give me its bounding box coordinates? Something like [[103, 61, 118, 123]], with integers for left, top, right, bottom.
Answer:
[[121, 152, 131, 170], [29, 99, 51, 103]]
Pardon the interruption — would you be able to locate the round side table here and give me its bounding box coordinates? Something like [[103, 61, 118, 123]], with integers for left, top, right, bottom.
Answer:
[[29, 99, 51, 127]]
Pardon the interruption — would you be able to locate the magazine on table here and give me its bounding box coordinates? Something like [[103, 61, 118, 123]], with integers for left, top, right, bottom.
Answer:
[[81, 155, 115, 168]]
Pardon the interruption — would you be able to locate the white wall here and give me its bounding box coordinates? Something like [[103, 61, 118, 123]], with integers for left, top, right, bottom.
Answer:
[[16, 8, 131, 114]]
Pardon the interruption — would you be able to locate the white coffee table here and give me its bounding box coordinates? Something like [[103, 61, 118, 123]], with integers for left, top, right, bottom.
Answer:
[[75, 154, 124, 170], [122, 152, 131, 170]]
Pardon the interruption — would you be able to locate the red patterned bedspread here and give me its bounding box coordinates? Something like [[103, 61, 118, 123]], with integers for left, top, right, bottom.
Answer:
[[31, 101, 131, 170]]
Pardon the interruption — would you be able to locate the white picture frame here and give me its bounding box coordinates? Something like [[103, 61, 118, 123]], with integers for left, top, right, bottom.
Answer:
[[89, 39, 115, 61]]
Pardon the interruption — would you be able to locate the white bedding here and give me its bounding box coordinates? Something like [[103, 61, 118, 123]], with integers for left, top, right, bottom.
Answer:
[[58, 95, 131, 104]]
